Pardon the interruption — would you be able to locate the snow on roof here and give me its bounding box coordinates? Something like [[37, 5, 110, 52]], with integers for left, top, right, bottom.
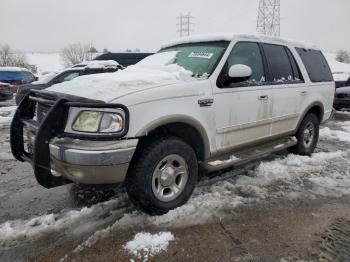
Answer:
[[0, 67, 30, 72], [73, 60, 120, 69], [162, 33, 317, 50]]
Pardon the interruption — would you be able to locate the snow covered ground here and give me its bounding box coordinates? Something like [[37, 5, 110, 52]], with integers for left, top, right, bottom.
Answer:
[[1, 118, 350, 253], [26, 52, 64, 75]]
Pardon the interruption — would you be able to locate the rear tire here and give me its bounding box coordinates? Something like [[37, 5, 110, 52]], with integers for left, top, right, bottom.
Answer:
[[288, 112, 319, 156], [126, 136, 198, 215]]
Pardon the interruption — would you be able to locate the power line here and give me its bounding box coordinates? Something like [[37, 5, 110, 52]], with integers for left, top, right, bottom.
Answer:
[[176, 12, 194, 38], [256, 0, 281, 37]]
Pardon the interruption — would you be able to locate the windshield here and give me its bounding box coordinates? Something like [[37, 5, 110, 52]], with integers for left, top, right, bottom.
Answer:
[[160, 42, 228, 77]]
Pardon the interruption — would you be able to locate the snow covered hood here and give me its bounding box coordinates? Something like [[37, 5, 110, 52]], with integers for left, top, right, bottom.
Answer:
[[47, 51, 193, 103]]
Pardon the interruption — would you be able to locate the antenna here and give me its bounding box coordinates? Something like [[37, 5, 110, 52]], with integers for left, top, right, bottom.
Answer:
[[256, 0, 281, 37]]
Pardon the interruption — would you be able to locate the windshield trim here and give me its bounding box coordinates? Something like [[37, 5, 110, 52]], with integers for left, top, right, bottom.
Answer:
[[159, 41, 230, 77]]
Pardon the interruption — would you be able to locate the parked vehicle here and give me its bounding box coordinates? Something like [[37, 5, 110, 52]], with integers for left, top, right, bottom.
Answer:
[[15, 60, 121, 105], [334, 82, 350, 110], [11, 34, 334, 215], [0, 67, 37, 93], [0, 82, 13, 101], [94, 52, 153, 67]]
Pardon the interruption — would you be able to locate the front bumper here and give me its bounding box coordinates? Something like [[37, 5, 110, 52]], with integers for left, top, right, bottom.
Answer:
[[49, 139, 137, 184], [10, 90, 132, 188]]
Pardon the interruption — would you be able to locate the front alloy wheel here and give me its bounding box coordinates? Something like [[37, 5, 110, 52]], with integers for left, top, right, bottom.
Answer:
[[126, 136, 198, 215]]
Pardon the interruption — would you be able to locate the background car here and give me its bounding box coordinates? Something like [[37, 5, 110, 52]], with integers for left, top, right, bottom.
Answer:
[[15, 60, 120, 105], [94, 52, 153, 67], [0, 82, 13, 101], [0, 67, 37, 93], [334, 79, 350, 111]]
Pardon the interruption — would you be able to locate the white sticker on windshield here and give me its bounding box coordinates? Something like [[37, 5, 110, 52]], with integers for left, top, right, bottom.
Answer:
[[188, 52, 214, 59]]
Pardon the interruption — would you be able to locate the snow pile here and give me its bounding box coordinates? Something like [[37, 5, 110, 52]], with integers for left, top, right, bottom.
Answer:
[[320, 125, 350, 142], [0, 196, 130, 248], [0, 106, 17, 127], [123, 232, 174, 260], [74, 60, 120, 69], [47, 51, 193, 103]]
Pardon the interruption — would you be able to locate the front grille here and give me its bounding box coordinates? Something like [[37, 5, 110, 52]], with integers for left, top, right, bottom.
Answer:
[[36, 103, 51, 123]]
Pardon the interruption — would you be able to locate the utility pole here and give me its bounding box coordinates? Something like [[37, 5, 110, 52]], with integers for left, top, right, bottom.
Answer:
[[176, 12, 194, 37], [256, 0, 281, 37]]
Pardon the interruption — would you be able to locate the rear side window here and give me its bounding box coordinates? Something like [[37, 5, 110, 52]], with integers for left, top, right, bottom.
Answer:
[[262, 44, 302, 84], [296, 48, 333, 82]]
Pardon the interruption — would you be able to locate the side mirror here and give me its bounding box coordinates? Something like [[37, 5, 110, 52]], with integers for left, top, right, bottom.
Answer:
[[35, 76, 39, 81], [228, 64, 252, 80]]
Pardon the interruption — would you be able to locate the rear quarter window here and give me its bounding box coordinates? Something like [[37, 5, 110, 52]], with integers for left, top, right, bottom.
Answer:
[[295, 48, 333, 82]]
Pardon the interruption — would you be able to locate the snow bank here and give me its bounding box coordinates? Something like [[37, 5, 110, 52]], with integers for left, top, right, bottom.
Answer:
[[320, 125, 350, 142], [47, 51, 193, 102], [123, 232, 174, 260]]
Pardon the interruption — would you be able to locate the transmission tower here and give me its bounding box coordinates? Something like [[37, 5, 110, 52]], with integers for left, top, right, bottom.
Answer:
[[176, 13, 194, 37], [256, 0, 281, 37]]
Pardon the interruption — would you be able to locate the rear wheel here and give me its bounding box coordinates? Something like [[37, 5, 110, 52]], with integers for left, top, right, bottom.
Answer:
[[126, 136, 198, 215], [288, 112, 319, 155]]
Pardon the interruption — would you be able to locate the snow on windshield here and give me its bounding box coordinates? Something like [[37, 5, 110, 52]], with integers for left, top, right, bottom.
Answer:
[[47, 51, 194, 102]]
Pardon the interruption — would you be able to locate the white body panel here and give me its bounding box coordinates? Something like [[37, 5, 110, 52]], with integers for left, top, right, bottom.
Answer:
[[50, 34, 335, 159]]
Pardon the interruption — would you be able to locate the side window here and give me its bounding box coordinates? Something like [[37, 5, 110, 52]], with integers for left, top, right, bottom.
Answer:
[[225, 42, 265, 85], [263, 44, 300, 83], [296, 48, 333, 82]]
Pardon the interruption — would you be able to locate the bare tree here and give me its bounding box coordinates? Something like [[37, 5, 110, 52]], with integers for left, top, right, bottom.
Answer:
[[60, 43, 96, 67], [0, 44, 37, 73], [336, 50, 350, 64]]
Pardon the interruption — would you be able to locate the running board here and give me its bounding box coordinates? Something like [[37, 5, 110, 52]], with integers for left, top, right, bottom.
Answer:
[[202, 137, 297, 172]]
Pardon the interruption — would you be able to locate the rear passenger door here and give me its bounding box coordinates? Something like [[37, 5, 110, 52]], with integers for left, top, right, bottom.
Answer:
[[262, 44, 305, 135]]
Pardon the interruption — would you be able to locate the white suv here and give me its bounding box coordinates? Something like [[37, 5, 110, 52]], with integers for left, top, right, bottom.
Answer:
[[11, 33, 335, 215]]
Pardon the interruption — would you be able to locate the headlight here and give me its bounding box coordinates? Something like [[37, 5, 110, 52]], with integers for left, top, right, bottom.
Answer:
[[70, 108, 125, 134]]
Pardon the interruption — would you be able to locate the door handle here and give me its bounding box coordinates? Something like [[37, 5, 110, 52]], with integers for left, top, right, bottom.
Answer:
[[258, 95, 268, 101], [300, 91, 308, 96]]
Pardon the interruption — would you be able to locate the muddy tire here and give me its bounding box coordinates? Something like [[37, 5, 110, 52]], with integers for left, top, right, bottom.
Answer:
[[126, 136, 198, 215], [288, 112, 319, 155]]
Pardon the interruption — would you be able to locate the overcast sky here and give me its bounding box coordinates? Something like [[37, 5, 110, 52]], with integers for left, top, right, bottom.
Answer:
[[1, 0, 349, 53]]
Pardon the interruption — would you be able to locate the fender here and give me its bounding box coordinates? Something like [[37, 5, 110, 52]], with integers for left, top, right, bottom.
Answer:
[[135, 114, 211, 159]]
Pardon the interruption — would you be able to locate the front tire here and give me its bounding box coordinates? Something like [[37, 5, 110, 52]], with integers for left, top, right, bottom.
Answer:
[[288, 112, 319, 155], [126, 136, 198, 215]]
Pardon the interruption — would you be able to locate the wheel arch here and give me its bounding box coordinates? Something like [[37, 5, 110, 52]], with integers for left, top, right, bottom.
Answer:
[[135, 115, 211, 161], [295, 102, 324, 133]]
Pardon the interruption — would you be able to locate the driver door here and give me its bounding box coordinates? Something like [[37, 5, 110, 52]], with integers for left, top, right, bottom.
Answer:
[[213, 41, 272, 153]]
